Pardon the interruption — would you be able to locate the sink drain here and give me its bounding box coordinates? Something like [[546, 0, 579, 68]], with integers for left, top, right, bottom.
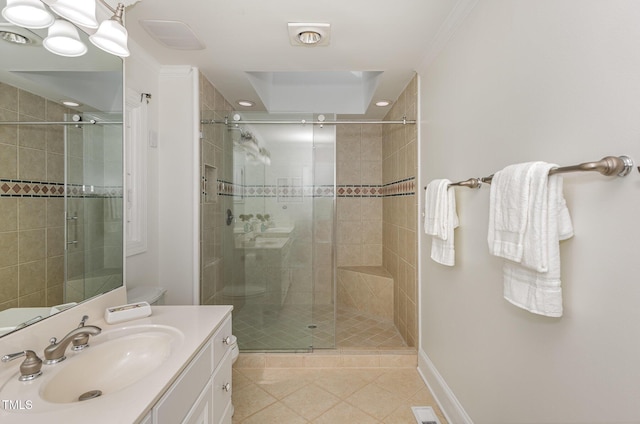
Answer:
[[78, 390, 102, 401]]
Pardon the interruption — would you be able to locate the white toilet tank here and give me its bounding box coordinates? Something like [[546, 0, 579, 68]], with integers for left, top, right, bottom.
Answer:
[[127, 287, 167, 305]]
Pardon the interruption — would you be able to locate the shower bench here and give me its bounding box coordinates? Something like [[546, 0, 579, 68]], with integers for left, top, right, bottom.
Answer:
[[336, 266, 394, 322]]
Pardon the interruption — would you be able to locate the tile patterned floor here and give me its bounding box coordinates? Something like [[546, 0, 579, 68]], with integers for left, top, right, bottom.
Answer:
[[231, 366, 448, 424], [231, 303, 436, 423], [233, 304, 406, 351]]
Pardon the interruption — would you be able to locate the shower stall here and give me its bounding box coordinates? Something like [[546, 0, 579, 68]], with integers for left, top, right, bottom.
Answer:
[[200, 111, 336, 351], [199, 103, 419, 352]]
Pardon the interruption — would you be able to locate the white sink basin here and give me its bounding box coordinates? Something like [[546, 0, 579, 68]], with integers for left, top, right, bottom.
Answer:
[[240, 237, 289, 249], [261, 225, 294, 238], [40, 325, 182, 403]]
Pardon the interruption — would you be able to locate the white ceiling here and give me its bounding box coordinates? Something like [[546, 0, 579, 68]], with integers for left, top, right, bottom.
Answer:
[[125, 0, 460, 118]]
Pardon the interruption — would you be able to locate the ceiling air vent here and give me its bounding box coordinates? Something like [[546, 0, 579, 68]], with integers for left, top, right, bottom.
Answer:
[[139, 20, 205, 50]]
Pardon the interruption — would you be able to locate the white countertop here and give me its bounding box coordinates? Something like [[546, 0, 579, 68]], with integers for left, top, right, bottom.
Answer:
[[0, 305, 233, 424]]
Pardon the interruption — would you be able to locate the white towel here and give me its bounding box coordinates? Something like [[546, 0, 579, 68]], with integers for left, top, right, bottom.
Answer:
[[424, 179, 459, 266], [495, 166, 574, 317], [487, 162, 538, 262]]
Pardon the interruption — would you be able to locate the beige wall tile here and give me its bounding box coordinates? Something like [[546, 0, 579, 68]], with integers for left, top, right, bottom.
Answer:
[[18, 124, 47, 150], [19, 259, 45, 296], [47, 256, 64, 287], [47, 152, 64, 183], [18, 290, 46, 307], [0, 82, 18, 113], [336, 160, 361, 185], [336, 198, 361, 221], [18, 198, 46, 230], [18, 90, 46, 120], [0, 265, 18, 304], [0, 198, 17, 232], [360, 160, 381, 184], [0, 143, 17, 179], [0, 232, 18, 268], [19, 229, 45, 263], [0, 109, 17, 146], [18, 147, 46, 181], [361, 245, 382, 265]]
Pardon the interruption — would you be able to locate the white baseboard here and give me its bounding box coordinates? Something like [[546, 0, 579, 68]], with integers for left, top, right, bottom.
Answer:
[[417, 349, 474, 424]]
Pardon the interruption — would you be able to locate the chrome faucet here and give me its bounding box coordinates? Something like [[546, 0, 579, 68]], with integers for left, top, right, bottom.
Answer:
[[44, 323, 101, 364]]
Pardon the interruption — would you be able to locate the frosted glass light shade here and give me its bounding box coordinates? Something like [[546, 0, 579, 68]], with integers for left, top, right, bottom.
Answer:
[[43, 19, 88, 57], [1, 0, 54, 29], [89, 19, 130, 57], [50, 0, 98, 29]]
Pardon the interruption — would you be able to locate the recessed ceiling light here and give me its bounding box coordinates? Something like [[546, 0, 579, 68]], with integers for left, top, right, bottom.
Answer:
[[287, 23, 330, 47], [237, 100, 254, 107], [375, 100, 392, 107], [0, 30, 31, 45], [62, 100, 81, 107], [298, 31, 321, 45]]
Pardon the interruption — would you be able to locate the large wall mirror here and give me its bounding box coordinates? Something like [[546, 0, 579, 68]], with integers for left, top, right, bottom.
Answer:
[[0, 1, 124, 337]]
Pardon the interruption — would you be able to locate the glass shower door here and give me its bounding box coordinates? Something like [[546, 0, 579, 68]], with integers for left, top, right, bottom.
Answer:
[[64, 113, 123, 304]]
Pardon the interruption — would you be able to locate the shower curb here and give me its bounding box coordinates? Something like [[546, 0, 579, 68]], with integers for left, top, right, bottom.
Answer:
[[234, 350, 417, 369]]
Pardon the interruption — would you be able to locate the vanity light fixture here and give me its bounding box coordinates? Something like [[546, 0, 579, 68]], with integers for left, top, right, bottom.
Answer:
[[1, 0, 54, 29], [43, 19, 87, 57], [1, 0, 130, 57], [89, 3, 130, 57], [50, 0, 99, 29], [375, 100, 392, 107], [237, 100, 255, 107]]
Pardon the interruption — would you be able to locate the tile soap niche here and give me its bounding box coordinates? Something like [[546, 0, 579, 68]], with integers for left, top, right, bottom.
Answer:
[[203, 165, 218, 203]]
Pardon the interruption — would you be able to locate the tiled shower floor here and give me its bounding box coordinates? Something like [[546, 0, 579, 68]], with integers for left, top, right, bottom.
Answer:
[[232, 303, 407, 351]]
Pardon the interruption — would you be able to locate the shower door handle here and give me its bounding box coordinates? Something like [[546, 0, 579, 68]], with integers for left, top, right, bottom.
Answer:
[[226, 209, 234, 226], [66, 213, 78, 248]]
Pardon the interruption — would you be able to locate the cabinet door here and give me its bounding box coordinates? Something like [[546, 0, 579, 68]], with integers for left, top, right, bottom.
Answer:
[[182, 380, 214, 424], [212, 352, 233, 424], [155, 342, 213, 424], [139, 411, 152, 424]]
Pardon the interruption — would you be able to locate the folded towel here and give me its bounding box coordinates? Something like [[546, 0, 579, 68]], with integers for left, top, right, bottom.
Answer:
[[520, 162, 555, 272], [487, 162, 539, 263], [424, 179, 459, 266], [502, 171, 573, 317]]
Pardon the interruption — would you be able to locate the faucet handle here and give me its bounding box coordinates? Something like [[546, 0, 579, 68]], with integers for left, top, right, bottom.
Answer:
[[2, 350, 43, 381], [72, 315, 90, 350]]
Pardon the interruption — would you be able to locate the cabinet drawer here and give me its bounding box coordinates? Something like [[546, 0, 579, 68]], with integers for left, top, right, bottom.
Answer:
[[212, 316, 232, 370], [155, 341, 213, 424], [212, 352, 233, 424]]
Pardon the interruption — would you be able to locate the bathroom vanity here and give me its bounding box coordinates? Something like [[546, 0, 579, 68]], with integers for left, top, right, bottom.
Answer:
[[0, 290, 233, 424]]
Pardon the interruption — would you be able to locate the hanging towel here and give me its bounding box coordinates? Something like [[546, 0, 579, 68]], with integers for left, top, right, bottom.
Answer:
[[424, 179, 459, 266], [499, 168, 574, 317], [487, 162, 539, 263]]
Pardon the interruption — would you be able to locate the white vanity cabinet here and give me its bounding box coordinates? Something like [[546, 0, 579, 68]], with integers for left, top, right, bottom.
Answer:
[[151, 316, 233, 424]]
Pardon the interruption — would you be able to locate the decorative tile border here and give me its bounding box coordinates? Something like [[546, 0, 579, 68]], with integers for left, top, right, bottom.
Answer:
[[0, 179, 123, 198], [381, 177, 416, 197], [217, 177, 415, 199]]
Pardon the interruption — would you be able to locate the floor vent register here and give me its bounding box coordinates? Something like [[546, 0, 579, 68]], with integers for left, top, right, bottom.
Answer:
[[411, 406, 442, 424]]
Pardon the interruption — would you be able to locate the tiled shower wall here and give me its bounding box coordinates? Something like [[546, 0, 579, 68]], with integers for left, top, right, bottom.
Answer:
[[0, 83, 71, 310], [334, 75, 417, 347], [335, 124, 383, 266], [383, 75, 418, 347], [199, 73, 234, 305]]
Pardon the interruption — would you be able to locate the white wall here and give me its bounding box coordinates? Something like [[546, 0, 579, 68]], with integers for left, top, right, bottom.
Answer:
[[125, 46, 200, 305], [418, 2, 640, 423], [156, 66, 199, 305], [124, 41, 161, 291]]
